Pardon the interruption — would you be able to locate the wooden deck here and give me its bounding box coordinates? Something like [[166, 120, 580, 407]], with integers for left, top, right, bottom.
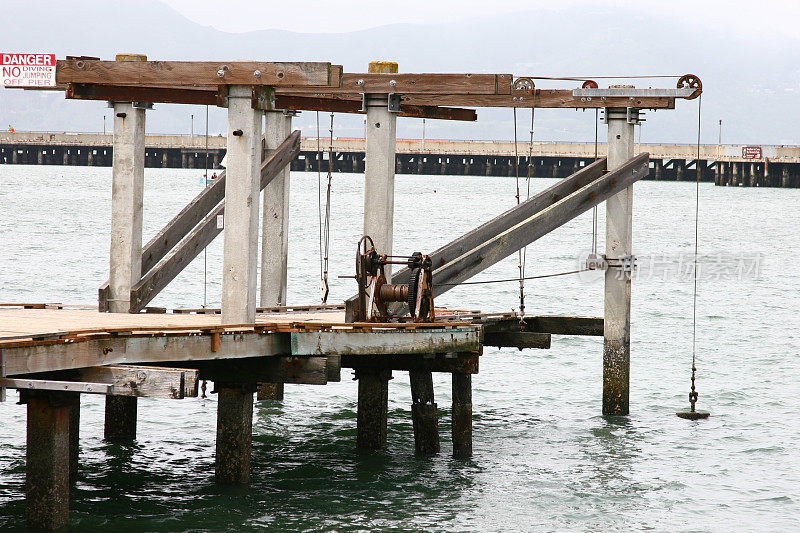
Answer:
[[0, 304, 482, 377]]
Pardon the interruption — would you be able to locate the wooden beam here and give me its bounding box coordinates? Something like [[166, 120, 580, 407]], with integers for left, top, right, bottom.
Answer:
[[12, 365, 199, 398], [399, 90, 677, 109], [274, 94, 477, 121], [1, 331, 290, 376], [188, 356, 330, 385], [128, 130, 301, 312], [388, 158, 607, 288], [142, 172, 226, 273], [342, 352, 479, 374], [290, 327, 481, 356], [56, 59, 339, 87], [484, 332, 551, 349], [67, 83, 218, 105], [284, 73, 511, 95], [524, 316, 603, 336], [430, 154, 649, 292]]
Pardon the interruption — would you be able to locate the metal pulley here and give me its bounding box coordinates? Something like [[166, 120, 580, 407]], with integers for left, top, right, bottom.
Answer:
[[352, 236, 435, 323]]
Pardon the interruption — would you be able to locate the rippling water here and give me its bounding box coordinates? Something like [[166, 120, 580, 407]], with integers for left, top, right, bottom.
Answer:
[[1, 164, 799, 531]]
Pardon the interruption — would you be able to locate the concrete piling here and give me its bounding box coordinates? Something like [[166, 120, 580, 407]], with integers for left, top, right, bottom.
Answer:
[[602, 107, 635, 416], [363, 61, 398, 278], [215, 384, 255, 485], [221, 85, 263, 324], [451, 372, 473, 458], [409, 370, 440, 455], [355, 368, 391, 450], [104, 396, 137, 441], [25, 392, 72, 531]]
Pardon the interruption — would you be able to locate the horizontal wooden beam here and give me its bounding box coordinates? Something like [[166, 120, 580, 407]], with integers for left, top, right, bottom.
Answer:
[[523, 316, 603, 336], [285, 73, 512, 95], [290, 327, 481, 356], [342, 352, 479, 374], [188, 356, 331, 385], [274, 95, 477, 121], [66, 83, 218, 105], [16, 365, 200, 398], [484, 332, 551, 349], [56, 60, 340, 87], [276, 89, 677, 109]]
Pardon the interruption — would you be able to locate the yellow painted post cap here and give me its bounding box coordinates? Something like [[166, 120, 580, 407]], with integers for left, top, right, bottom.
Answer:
[[115, 54, 148, 62], [368, 61, 398, 74]]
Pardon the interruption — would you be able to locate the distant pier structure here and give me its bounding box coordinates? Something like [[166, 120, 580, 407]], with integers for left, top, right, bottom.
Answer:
[[1, 131, 799, 187]]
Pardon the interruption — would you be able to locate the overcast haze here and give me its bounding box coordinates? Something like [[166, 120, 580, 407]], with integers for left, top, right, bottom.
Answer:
[[1, 0, 798, 145]]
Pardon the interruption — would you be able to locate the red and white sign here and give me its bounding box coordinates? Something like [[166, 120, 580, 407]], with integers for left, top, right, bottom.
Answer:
[[1, 53, 56, 87], [742, 146, 762, 159]]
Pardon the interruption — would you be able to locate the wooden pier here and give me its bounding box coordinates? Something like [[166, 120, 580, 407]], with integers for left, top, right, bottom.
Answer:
[[2, 131, 798, 187], [1, 55, 700, 529]]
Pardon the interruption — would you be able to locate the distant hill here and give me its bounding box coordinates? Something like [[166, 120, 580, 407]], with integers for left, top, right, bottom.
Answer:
[[1, 0, 798, 145]]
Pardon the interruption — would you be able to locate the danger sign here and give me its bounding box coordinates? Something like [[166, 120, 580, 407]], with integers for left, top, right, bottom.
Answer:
[[742, 146, 762, 159], [1, 53, 56, 87]]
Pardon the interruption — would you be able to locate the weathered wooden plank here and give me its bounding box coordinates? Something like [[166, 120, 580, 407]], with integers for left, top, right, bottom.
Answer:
[[398, 90, 677, 109], [129, 130, 301, 312], [67, 83, 218, 105], [524, 316, 603, 336], [2, 332, 290, 376], [284, 73, 511, 95], [484, 332, 551, 349], [142, 172, 226, 273], [56, 60, 337, 87], [291, 328, 481, 356], [386, 158, 607, 290], [74, 364, 198, 398], [132, 204, 224, 313], [430, 154, 648, 292]]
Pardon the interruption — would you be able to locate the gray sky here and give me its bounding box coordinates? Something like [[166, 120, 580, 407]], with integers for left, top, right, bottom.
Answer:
[[163, 0, 800, 40]]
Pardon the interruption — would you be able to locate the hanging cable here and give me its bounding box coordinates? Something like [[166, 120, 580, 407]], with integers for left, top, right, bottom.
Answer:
[[678, 93, 709, 420], [315, 112, 324, 288], [320, 112, 334, 303], [512, 108, 525, 317], [203, 104, 209, 308], [689, 94, 703, 412], [438, 268, 589, 286], [592, 108, 599, 256]]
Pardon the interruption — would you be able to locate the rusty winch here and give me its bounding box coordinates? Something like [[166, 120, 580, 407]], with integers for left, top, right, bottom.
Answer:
[[352, 236, 435, 322]]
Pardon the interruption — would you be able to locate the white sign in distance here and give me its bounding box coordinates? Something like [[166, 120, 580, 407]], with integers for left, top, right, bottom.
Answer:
[[1, 53, 56, 87]]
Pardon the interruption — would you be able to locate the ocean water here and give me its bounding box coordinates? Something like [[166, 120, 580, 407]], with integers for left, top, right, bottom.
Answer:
[[0, 164, 798, 532]]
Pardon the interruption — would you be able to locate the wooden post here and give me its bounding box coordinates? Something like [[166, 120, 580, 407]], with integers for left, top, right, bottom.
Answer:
[[363, 61, 398, 277], [104, 396, 137, 441], [221, 85, 263, 324], [409, 370, 439, 455], [215, 384, 254, 484], [256, 382, 284, 401], [603, 107, 635, 416], [260, 110, 293, 308], [452, 372, 473, 458], [355, 368, 391, 450], [25, 391, 73, 530]]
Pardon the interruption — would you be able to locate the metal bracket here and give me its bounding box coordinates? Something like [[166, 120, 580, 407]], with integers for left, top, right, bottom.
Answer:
[[132, 101, 154, 110], [604, 254, 637, 273], [387, 93, 402, 113], [601, 108, 643, 125], [0, 378, 113, 395], [360, 93, 403, 113]]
